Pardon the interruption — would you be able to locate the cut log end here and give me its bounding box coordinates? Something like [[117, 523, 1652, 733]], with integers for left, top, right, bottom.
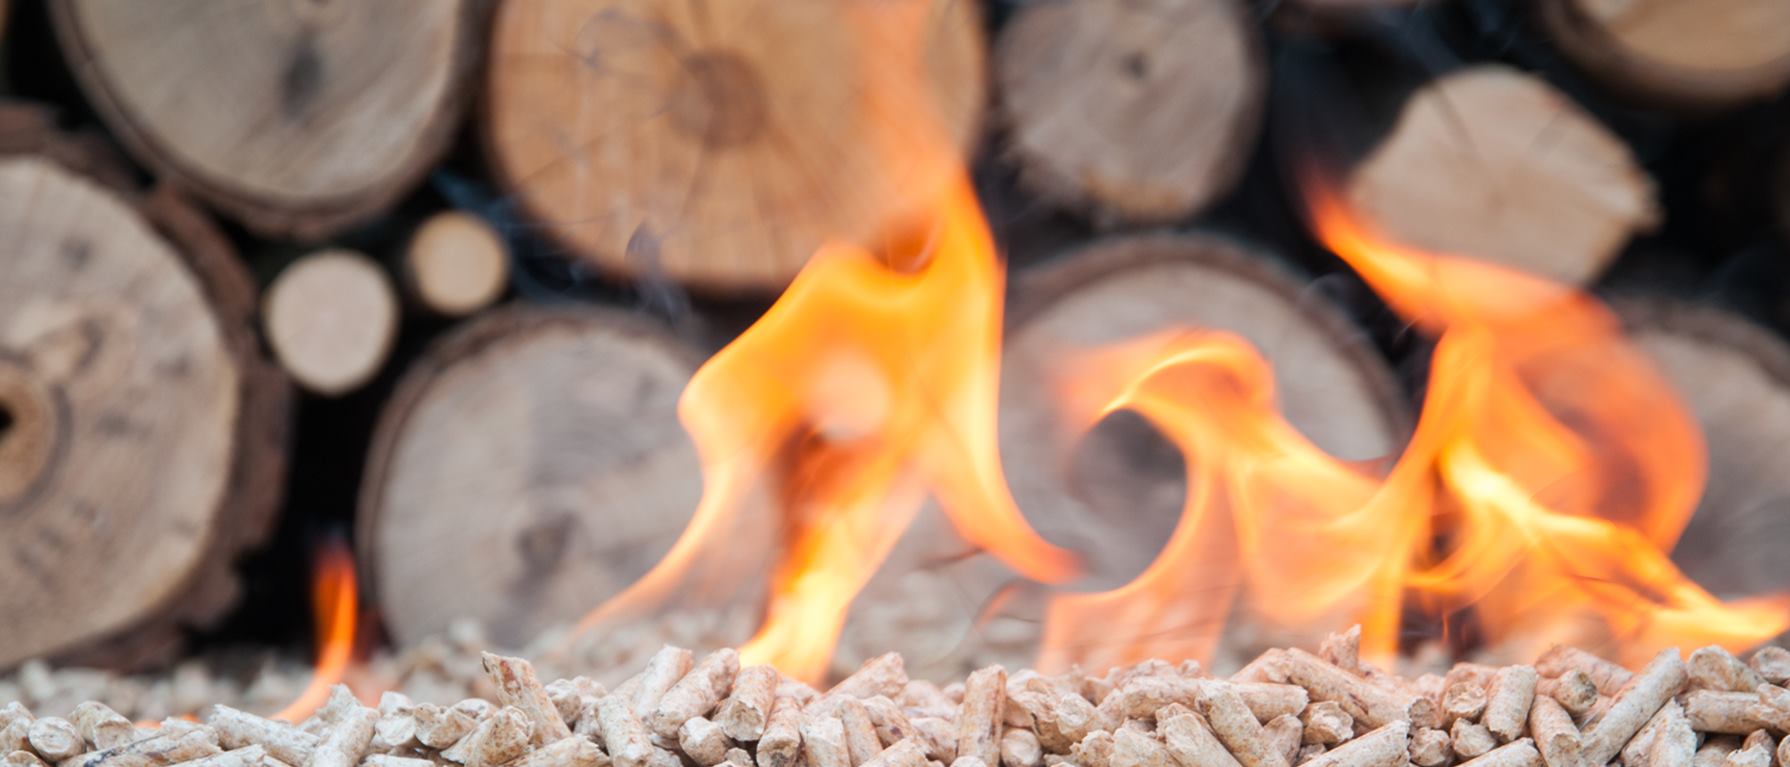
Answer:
[[263, 250, 399, 397], [1538, 0, 1790, 109], [998, 233, 1408, 665], [50, 0, 482, 237], [405, 212, 510, 317], [358, 307, 704, 648], [0, 114, 287, 669], [1617, 298, 1790, 600], [483, 0, 985, 292], [1344, 65, 1658, 286], [995, 0, 1265, 224]]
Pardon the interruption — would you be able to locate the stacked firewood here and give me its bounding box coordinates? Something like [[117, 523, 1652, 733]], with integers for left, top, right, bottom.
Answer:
[[8, 631, 1790, 767]]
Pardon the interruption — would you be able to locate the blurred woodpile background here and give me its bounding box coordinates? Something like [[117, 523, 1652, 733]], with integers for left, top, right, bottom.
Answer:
[[2, 0, 1790, 677]]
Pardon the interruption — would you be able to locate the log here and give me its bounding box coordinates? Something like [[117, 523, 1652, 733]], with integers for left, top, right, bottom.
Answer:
[[997, 233, 1408, 653], [262, 250, 399, 397], [403, 212, 510, 318], [0, 106, 289, 669], [994, 0, 1265, 224], [358, 306, 704, 647], [1340, 64, 1657, 287], [50, 0, 483, 238], [1537, 0, 1790, 109], [1615, 298, 1790, 599], [483, 0, 985, 292]]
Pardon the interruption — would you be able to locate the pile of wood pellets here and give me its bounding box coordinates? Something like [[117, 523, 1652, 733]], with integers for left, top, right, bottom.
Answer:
[[4, 630, 1788, 767]]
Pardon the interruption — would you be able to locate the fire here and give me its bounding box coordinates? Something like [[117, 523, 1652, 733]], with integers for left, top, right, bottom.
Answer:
[[270, 538, 359, 722], [566, 0, 1788, 679], [576, 178, 1077, 682], [1036, 174, 1790, 670]]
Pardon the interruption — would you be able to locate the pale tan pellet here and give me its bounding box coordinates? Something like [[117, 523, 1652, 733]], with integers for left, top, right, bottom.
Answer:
[[1581, 649, 1687, 767], [1299, 702, 1351, 746], [802, 717, 852, 767], [598, 695, 656, 767], [481, 654, 571, 747], [1410, 728, 1453, 767], [1456, 739, 1540, 767], [67, 704, 133, 751], [1159, 712, 1241, 767], [955, 668, 1005, 767], [679, 716, 733, 767], [1484, 667, 1537, 743], [717, 667, 779, 742], [653, 649, 740, 740], [1452, 720, 1497, 760], [831, 655, 907, 702], [26, 718, 82, 761], [1201, 687, 1287, 767], [998, 729, 1041, 767], [1298, 721, 1408, 767], [208, 706, 317, 766], [864, 739, 930, 767]]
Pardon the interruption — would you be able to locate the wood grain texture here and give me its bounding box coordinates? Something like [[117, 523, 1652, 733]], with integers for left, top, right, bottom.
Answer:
[[263, 250, 398, 396], [404, 212, 510, 318], [1618, 299, 1790, 600], [0, 108, 288, 669], [1538, 0, 1790, 108], [51, 0, 482, 238], [359, 307, 704, 648], [483, 0, 985, 292], [1345, 65, 1658, 286], [995, 0, 1265, 224]]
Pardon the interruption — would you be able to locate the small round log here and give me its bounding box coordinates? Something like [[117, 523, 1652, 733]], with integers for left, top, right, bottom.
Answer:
[[1617, 299, 1790, 599], [51, 0, 483, 238], [359, 307, 704, 648], [262, 249, 399, 397], [995, 0, 1265, 224], [1537, 0, 1790, 109], [403, 211, 510, 318], [483, 0, 985, 292], [1344, 64, 1658, 286], [1000, 233, 1409, 586], [0, 107, 289, 669]]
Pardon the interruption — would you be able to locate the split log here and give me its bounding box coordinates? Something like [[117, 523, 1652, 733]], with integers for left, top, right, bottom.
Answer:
[[403, 212, 509, 318], [50, 0, 483, 238], [262, 250, 399, 397], [1537, 0, 1790, 109], [1343, 64, 1657, 286], [994, 0, 1265, 224], [997, 233, 1408, 654], [0, 106, 289, 669], [1616, 298, 1790, 599], [358, 306, 704, 647], [483, 0, 984, 293]]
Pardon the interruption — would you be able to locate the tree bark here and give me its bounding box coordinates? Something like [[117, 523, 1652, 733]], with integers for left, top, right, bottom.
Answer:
[[0, 105, 289, 670], [51, 0, 483, 239]]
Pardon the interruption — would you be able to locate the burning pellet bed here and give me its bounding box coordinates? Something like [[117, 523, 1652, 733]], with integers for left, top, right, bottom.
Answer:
[[11, 635, 1790, 767]]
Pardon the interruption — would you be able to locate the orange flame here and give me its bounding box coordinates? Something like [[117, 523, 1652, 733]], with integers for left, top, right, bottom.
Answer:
[[269, 538, 358, 722], [580, 178, 1077, 682], [571, 0, 1788, 678], [1036, 173, 1790, 670]]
